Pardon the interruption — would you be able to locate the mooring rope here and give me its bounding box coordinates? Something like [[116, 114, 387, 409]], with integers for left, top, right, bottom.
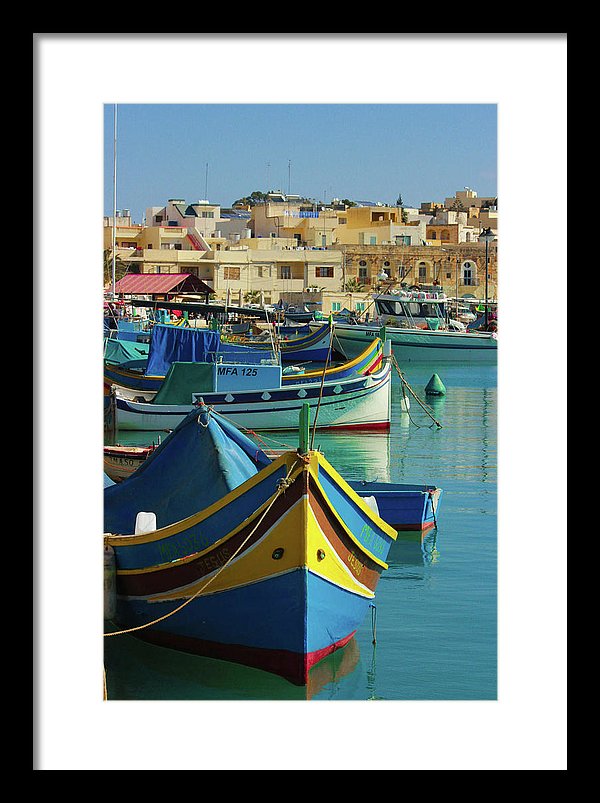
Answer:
[[370, 603, 377, 646], [103, 456, 302, 640], [428, 490, 439, 529], [390, 353, 443, 429], [200, 404, 297, 452]]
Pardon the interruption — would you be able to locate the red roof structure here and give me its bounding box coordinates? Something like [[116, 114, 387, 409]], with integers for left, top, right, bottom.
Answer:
[[113, 273, 214, 297]]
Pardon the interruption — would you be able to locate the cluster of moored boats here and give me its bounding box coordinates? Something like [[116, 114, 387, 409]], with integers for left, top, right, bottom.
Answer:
[[103, 292, 495, 686]]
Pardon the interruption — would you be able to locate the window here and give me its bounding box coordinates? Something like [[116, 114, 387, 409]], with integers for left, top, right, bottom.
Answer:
[[359, 260, 367, 266], [370, 236, 377, 245], [446, 272, 452, 279], [316, 266, 333, 278], [356, 302, 366, 312], [383, 261, 390, 267], [280, 266, 291, 279], [201, 211, 214, 218], [223, 267, 240, 280], [359, 266, 368, 280], [332, 302, 341, 312], [418, 262, 427, 279]]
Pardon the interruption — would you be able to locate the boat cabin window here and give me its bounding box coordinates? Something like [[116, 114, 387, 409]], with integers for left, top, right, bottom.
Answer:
[[420, 302, 440, 318], [377, 299, 403, 315], [376, 298, 446, 318], [404, 302, 422, 316]]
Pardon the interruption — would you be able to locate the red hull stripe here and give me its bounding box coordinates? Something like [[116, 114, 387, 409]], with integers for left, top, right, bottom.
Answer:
[[321, 421, 390, 432], [134, 625, 357, 686], [392, 520, 436, 532]]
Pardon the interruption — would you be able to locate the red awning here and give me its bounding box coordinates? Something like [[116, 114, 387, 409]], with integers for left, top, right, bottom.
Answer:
[[113, 274, 213, 295]]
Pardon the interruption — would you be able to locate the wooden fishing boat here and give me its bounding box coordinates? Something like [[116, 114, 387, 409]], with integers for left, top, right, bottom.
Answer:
[[103, 442, 160, 482], [103, 324, 381, 399], [104, 404, 397, 686], [224, 320, 344, 363], [245, 446, 442, 533], [348, 480, 442, 533], [113, 345, 394, 432]]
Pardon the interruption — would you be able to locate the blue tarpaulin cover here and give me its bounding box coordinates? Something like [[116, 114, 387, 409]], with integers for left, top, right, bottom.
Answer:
[[104, 406, 271, 534], [145, 325, 270, 376]]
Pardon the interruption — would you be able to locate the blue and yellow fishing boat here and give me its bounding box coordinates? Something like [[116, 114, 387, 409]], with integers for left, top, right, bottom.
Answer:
[[104, 404, 397, 686], [103, 324, 385, 398], [225, 319, 344, 363]]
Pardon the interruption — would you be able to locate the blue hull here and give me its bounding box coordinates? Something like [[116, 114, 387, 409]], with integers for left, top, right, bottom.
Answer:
[[114, 567, 373, 685]]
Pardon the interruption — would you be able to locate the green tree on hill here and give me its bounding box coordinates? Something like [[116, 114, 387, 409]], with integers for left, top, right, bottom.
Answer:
[[232, 191, 270, 207]]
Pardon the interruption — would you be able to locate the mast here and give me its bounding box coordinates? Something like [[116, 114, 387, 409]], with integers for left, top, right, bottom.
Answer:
[[112, 104, 117, 299]]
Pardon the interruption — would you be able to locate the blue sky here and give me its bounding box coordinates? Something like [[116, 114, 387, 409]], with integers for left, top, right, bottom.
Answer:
[[104, 103, 497, 224]]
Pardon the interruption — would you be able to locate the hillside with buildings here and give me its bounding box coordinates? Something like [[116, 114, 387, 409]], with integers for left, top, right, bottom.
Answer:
[[104, 188, 497, 314]]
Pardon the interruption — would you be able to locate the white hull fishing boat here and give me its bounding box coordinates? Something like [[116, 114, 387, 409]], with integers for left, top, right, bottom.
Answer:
[[114, 341, 398, 432], [324, 289, 497, 362], [330, 322, 497, 362]]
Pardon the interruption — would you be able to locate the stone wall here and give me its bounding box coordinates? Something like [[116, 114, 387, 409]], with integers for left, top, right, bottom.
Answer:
[[338, 243, 497, 300]]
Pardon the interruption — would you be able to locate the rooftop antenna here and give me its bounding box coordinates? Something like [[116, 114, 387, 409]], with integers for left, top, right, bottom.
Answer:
[[205, 163, 209, 201]]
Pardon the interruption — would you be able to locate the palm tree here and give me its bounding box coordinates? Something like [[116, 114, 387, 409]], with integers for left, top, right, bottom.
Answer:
[[244, 289, 262, 304], [103, 249, 130, 289], [342, 278, 365, 292]]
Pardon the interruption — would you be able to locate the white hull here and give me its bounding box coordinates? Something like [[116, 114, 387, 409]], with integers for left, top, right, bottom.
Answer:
[[116, 365, 395, 432], [330, 324, 497, 363]]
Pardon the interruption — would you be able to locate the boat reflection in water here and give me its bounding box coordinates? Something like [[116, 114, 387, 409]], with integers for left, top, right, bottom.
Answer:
[[386, 528, 440, 568], [298, 430, 392, 484], [104, 631, 362, 701]]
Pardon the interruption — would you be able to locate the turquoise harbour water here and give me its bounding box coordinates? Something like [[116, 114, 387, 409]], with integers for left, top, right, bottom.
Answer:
[[103, 361, 497, 701]]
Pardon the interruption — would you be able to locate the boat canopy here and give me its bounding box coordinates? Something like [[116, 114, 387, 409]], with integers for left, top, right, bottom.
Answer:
[[152, 363, 216, 404], [146, 324, 273, 376], [104, 406, 271, 535], [104, 337, 150, 366]]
